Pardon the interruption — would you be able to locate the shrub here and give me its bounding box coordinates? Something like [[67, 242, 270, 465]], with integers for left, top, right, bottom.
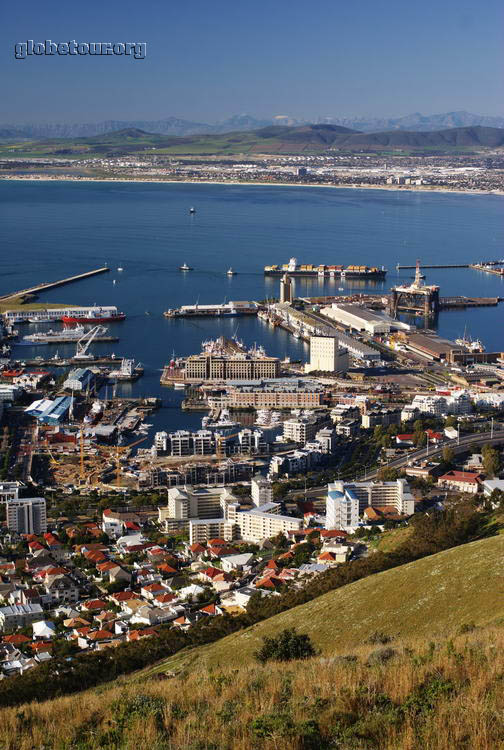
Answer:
[[367, 630, 394, 645], [254, 628, 316, 664]]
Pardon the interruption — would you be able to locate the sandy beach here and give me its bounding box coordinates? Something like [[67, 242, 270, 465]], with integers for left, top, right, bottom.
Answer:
[[1, 173, 503, 197]]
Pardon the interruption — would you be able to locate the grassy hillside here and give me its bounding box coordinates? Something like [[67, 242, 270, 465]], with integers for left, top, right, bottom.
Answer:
[[2, 623, 504, 748], [150, 534, 504, 675], [1, 124, 503, 158], [1, 535, 504, 749]]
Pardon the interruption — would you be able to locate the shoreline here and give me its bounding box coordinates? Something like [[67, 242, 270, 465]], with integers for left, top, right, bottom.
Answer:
[[1, 174, 503, 197]]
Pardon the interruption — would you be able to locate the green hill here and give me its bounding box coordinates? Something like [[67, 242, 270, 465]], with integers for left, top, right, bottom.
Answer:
[[150, 534, 504, 675], [2, 123, 503, 158], [2, 534, 504, 750]]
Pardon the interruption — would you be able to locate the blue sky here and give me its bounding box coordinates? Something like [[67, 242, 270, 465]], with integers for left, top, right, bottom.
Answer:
[[3, 0, 503, 123]]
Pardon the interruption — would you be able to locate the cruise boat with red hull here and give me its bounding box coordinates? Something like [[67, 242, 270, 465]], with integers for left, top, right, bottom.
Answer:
[[62, 307, 126, 324]]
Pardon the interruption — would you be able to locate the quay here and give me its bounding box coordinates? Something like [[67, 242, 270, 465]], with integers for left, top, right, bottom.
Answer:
[[22, 335, 119, 344], [396, 263, 469, 270], [8, 355, 121, 368], [396, 261, 503, 271], [0, 267, 110, 302], [164, 300, 257, 318], [439, 296, 502, 308], [469, 264, 504, 276]]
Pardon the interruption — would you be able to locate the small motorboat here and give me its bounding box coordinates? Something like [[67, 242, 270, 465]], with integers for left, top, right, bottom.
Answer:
[[179, 263, 193, 271], [226, 267, 236, 276], [189, 207, 196, 214], [117, 267, 124, 272]]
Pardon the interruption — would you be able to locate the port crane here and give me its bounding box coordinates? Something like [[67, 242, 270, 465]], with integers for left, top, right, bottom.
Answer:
[[74, 325, 107, 360]]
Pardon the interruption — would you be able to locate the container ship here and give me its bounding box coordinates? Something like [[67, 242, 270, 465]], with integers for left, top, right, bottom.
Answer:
[[264, 257, 386, 279]]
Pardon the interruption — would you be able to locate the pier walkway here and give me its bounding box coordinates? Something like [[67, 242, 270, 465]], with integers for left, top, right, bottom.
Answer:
[[0, 267, 110, 302]]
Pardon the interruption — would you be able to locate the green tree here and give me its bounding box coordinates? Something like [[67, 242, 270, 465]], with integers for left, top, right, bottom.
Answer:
[[254, 628, 316, 664], [482, 445, 500, 479], [442, 446, 455, 466]]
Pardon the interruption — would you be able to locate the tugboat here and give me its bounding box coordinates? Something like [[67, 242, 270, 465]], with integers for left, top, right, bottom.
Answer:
[[226, 267, 236, 276], [189, 207, 196, 214], [179, 263, 193, 271]]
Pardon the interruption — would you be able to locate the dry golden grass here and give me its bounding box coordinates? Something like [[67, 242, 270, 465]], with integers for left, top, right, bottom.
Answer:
[[1, 626, 504, 749]]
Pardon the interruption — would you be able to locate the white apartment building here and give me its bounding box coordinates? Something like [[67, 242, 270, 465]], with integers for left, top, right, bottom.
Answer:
[[326, 479, 414, 530], [227, 502, 302, 543], [251, 475, 274, 507], [326, 483, 360, 531], [305, 336, 349, 373], [283, 416, 331, 444], [6, 497, 47, 535], [154, 431, 169, 454], [189, 518, 236, 545], [0, 482, 21, 502], [411, 392, 472, 416], [158, 486, 237, 528]]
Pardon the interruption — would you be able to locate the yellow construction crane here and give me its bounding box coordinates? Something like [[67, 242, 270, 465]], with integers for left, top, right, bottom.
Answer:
[[215, 431, 241, 461], [115, 435, 148, 487]]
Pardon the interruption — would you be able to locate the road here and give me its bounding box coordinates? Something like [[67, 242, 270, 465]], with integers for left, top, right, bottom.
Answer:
[[286, 429, 504, 499]]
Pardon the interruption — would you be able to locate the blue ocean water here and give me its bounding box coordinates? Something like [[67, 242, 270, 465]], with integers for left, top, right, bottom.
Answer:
[[1, 180, 503, 433]]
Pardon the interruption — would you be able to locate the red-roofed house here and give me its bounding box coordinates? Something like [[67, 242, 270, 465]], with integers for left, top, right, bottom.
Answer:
[[425, 429, 443, 444], [438, 471, 482, 494], [396, 434, 415, 446]]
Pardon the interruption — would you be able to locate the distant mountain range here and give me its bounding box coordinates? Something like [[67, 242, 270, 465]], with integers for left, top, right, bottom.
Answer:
[[2, 110, 504, 140]]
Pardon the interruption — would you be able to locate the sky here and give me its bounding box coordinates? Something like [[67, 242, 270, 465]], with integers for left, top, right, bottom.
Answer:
[[2, 0, 503, 124]]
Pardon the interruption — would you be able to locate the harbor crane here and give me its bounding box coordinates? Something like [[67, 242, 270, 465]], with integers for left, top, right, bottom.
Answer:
[[74, 325, 107, 360]]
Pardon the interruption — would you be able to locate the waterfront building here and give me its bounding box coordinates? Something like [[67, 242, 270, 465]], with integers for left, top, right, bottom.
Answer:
[[6, 496, 47, 535], [222, 378, 324, 408], [184, 338, 280, 381], [305, 335, 349, 373]]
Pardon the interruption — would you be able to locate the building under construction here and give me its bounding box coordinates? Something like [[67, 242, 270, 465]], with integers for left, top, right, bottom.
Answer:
[[388, 260, 440, 318]]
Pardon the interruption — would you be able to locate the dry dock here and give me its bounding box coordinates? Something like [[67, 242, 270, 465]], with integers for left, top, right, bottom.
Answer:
[[0, 267, 110, 302]]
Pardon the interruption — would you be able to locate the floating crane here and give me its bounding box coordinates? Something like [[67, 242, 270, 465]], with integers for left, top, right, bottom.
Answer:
[[74, 325, 107, 360]]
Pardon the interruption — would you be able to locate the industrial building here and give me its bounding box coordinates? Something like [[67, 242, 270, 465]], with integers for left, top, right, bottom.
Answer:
[[25, 396, 73, 425], [305, 335, 349, 373], [6, 496, 47, 534], [63, 368, 97, 392], [320, 304, 391, 335], [405, 333, 463, 361]]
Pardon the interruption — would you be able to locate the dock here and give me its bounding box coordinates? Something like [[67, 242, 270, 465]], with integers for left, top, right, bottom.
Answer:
[[7, 356, 121, 368], [21, 335, 119, 345], [0, 267, 110, 302], [439, 296, 502, 308], [469, 264, 504, 276], [396, 261, 503, 271]]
